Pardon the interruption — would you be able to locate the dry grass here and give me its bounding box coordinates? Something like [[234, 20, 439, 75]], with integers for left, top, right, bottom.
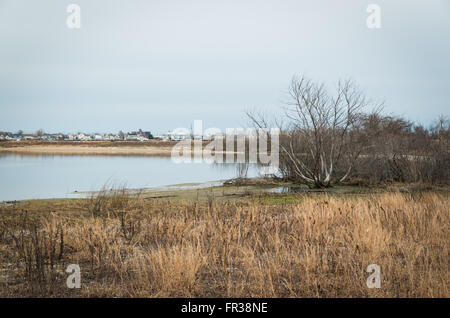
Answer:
[[0, 140, 210, 157], [0, 190, 448, 297]]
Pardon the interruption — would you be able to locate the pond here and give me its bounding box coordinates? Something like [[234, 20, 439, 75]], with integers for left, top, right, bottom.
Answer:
[[0, 153, 258, 201]]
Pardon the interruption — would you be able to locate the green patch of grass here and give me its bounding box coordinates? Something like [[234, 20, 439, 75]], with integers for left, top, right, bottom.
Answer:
[[140, 185, 275, 202], [19, 198, 80, 205]]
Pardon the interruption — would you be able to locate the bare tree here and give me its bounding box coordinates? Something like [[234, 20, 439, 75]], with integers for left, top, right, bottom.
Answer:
[[248, 76, 380, 188], [281, 76, 379, 187]]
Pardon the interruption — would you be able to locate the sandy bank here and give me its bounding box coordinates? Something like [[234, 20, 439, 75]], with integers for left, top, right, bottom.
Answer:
[[0, 145, 175, 156], [0, 141, 239, 157]]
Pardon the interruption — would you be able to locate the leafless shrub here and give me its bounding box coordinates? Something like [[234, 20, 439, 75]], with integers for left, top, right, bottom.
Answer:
[[10, 219, 64, 294], [350, 114, 450, 185], [87, 184, 129, 218], [119, 211, 142, 244]]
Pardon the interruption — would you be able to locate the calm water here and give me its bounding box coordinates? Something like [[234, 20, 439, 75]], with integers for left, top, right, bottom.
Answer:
[[0, 153, 257, 201]]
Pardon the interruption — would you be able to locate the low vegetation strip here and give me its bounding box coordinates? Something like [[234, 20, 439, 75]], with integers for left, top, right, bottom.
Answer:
[[0, 189, 448, 297], [0, 140, 179, 156], [0, 140, 234, 157]]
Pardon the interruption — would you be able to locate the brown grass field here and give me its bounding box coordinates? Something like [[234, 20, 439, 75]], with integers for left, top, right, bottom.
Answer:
[[0, 140, 248, 159], [0, 187, 448, 298], [0, 140, 232, 157], [0, 140, 181, 156]]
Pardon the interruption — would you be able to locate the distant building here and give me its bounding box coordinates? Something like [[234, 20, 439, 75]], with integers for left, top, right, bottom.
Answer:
[[23, 134, 37, 140], [126, 134, 148, 141], [93, 134, 104, 141], [165, 130, 190, 141], [129, 129, 153, 139]]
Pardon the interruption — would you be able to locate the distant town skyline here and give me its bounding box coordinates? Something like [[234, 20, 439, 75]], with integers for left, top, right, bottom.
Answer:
[[1, 0, 449, 133], [1, 128, 167, 136], [0, 127, 225, 141]]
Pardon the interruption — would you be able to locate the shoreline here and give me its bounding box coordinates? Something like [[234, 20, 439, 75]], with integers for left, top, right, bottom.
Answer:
[[4, 177, 445, 204], [0, 140, 241, 157], [0, 145, 174, 156], [0, 178, 285, 203], [0, 140, 176, 156]]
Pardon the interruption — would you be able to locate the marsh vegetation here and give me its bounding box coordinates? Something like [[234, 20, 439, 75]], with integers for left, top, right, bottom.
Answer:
[[0, 185, 448, 297]]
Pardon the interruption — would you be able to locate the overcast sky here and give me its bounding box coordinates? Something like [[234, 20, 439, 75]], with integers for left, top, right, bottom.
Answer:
[[0, 0, 449, 134]]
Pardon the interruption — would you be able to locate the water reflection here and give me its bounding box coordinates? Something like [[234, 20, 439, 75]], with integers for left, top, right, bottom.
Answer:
[[268, 186, 309, 193]]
